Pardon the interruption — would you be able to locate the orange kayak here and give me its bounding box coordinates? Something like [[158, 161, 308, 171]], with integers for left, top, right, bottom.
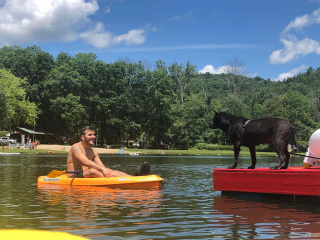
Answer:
[[37, 174, 164, 189]]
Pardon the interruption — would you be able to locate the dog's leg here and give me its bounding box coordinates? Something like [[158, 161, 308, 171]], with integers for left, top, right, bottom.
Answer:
[[271, 141, 290, 169], [229, 144, 240, 169], [271, 149, 286, 170], [248, 146, 256, 169], [280, 149, 290, 169]]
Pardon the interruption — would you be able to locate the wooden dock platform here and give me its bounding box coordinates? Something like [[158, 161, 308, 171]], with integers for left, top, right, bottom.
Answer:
[[214, 166, 320, 196]]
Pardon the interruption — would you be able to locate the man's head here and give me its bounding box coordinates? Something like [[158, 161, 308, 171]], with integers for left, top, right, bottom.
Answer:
[[80, 126, 96, 146]]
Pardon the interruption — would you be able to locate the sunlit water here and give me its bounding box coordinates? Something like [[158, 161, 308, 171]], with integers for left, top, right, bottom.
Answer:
[[1, 153, 320, 239]]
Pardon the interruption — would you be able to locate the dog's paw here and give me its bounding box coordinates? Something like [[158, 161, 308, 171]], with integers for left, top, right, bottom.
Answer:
[[280, 166, 288, 169], [270, 166, 279, 170], [228, 166, 236, 169], [247, 166, 255, 169]]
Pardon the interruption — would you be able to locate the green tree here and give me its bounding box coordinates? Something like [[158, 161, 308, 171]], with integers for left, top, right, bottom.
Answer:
[[0, 45, 54, 102], [146, 60, 174, 148], [50, 94, 88, 143], [281, 91, 313, 139], [168, 61, 196, 105], [260, 91, 313, 140], [105, 60, 138, 145], [221, 93, 250, 118], [40, 62, 85, 138], [0, 69, 38, 130], [170, 94, 207, 149]]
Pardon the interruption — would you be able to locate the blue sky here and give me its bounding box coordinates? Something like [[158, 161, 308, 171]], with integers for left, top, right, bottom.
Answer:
[[0, 0, 320, 81]]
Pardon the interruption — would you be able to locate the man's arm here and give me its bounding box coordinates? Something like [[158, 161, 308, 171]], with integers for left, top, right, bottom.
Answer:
[[92, 148, 105, 167], [72, 145, 106, 172], [91, 149, 113, 177]]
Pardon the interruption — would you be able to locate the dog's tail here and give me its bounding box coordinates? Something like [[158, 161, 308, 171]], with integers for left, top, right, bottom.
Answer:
[[292, 127, 307, 152]]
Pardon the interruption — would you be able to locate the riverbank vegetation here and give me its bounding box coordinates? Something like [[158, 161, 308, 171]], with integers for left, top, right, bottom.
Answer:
[[2, 149, 66, 154], [124, 148, 281, 157], [2, 147, 285, 157], [0, 45, 319, 150]]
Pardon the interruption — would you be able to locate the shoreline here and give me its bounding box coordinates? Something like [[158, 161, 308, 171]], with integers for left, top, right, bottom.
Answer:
[[2, 144, 306, 157], [35, 144, 306, 157], [36, 144, 120, 154]]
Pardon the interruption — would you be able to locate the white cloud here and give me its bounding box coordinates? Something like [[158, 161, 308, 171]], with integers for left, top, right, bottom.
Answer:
[[167, 16, 181, 21], [105, 7, 111, 13], [146, 23, 157, 32], [283, 14, 312, 32], [283, 8, 320, 32], [246, 72, 258, 78], [270, 35, 320, 64], [198, 65, 227, 74], [0, 0, 99, 45], [0, 0, 147, 49], [79, 22, 113, 48], [270, 8, 320, 64], [272, 65, 308, 81], [198, 64, 258, 78], [113, 29, 146, 45], [80, 23, 146, 49], [167, 12, 193, 21]]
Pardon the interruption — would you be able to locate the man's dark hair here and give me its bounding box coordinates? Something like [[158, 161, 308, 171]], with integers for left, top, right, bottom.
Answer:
[[80, 126, 94, 136]]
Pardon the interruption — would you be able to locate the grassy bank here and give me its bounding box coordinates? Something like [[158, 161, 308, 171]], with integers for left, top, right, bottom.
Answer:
[[1, 147, 305, 157], [124, 148, 283, 157], [1, 148, 66, 154]]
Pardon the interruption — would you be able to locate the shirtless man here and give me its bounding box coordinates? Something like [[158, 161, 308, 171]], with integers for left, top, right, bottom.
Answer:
[[67, 126, 150, 178]]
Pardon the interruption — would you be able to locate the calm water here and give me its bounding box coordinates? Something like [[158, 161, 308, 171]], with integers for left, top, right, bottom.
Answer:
[[1, 153, 320, 239]]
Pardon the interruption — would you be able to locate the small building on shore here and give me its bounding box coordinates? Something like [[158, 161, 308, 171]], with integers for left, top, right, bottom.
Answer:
[[9, 127, 53, 145]]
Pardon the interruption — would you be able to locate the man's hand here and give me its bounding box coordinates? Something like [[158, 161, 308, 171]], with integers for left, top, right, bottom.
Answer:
[[101, 169, 112, 178]]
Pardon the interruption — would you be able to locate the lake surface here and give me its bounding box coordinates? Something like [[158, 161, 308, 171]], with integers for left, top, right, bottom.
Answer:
[[1, 154, 320, 239]]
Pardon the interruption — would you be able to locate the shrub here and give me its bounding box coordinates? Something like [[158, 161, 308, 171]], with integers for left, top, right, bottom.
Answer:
[[196, 143, 280, 152], [195, 143, 234, 151]]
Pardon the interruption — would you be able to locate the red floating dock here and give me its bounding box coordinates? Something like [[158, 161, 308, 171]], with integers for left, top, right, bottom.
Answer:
[[214, 167, 320, 196]]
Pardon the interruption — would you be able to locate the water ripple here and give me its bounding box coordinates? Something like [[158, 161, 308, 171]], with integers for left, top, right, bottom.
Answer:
[[0, 155, 320, 239]]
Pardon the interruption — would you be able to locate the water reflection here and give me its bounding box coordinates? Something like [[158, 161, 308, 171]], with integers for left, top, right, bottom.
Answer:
[[37, 185, 164, 239], [213, 195, 320, 239], [2, 154, 320, 239]]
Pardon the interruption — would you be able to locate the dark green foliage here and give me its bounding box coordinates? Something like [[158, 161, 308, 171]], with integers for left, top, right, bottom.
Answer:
[[0, 45, 318, 149]]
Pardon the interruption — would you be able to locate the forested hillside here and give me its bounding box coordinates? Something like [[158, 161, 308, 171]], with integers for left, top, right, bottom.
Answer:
[[0, 45, 319, 149]]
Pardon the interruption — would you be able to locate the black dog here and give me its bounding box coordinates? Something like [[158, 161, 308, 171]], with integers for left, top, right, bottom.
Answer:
[[209, 111, 307, 169]]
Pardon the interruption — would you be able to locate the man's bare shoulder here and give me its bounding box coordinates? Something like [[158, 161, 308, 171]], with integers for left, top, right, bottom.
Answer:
[[71, 142, 82, 147], [71, 142, 85, 153]]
